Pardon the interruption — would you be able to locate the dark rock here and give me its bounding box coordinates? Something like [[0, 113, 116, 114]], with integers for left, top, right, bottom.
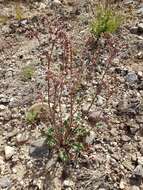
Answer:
[[130, 165, 143, 186], [129, 124, 139, 135], [29, 138, 49, 158], [138, 23, 143, 33], [114, 67, 122, 74], [130, 27, 138, 34]]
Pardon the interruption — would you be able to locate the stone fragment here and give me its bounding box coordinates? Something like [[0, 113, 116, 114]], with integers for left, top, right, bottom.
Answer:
[[85, 131, 96, 145], [0, 105, 11, 121], [29, 138, 49, 158], [130, 26, 138, 34], [124, 0, 134, 5], [137, 3, 143, 16], [122, 135, 131, 142], [137, 157, 143, 165], [81, 103, 90, 114], [126, 72, 138, 84], [137, 7, 143, 16], [130, 186, 140, 190], [63, 180, 74, 187], [0, 177, 11, 188], [4, 146, 15, 160], [7, 129, 18, 138], [12, 163, 26, 180], [96, 95, 104, 106], [16, 133, 29, 144], [138, 23, 143, 33], [133, 165, 143, 177], [88, 111, 102, 123], [0, 94, 9, 104], [120, 178, 126, 189]]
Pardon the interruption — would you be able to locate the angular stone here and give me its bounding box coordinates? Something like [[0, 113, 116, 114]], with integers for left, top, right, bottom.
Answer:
[[120, 178, 126, 189], [0, 177, 11, 188], [81, 103, 91, 114], [137, 7, 143, 15], [85, 131, 96, 145], [133, 165, 143, 177], [63, 179, 74, 187], [130, 26, 138, 34], [16, 133, 29, 144], [88, 111, 102, 123], [138, 23, 143, 33], [29, 138, 49, 158], [0, 105, 7, 111], [130, 185, 140, 190], [122, 135, 131, 142], [4, 146, 15, 160], [124, 0, 134, 5], [137, 157, 143, 165]]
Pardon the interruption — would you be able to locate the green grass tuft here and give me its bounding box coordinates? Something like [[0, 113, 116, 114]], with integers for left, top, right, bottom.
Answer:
[[90, 5, 123, 38]]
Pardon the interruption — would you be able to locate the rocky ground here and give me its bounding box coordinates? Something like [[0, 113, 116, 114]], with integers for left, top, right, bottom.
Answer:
[[0, 0, 143, 189]]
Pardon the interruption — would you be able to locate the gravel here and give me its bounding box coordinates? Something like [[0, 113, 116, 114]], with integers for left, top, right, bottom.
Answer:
[[0, 0, 143, 189]]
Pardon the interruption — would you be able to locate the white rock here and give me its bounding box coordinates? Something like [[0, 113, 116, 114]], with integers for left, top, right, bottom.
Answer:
[[113, 58, 120, 64], [120, 178, 126, 189], [124, 0, 134, 4], [85, 131, 96, 145], [63, 180, 74, 187], [4, 146, 15, 160], [0, 156, 5, 173], [81, 103, 91, 114], [39, 3, 46, 9], [130, 186, 140, 190], [52, 0, 61, 4], [0, 105, 6, 111], [0, 177, 11, 188], [97, 95, 104, 106], [16, 133, 29, 143], [138, 71, 143, 77], [137, 7, 143, 15], [138, 157, 143, 165]]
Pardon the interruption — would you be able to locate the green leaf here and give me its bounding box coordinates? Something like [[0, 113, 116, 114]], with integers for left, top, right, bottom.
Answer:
[[46, 128, 56, 147], [59, 150, 69, 162], [96, 123, 103, 128], [72, 142, 84, 152]]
